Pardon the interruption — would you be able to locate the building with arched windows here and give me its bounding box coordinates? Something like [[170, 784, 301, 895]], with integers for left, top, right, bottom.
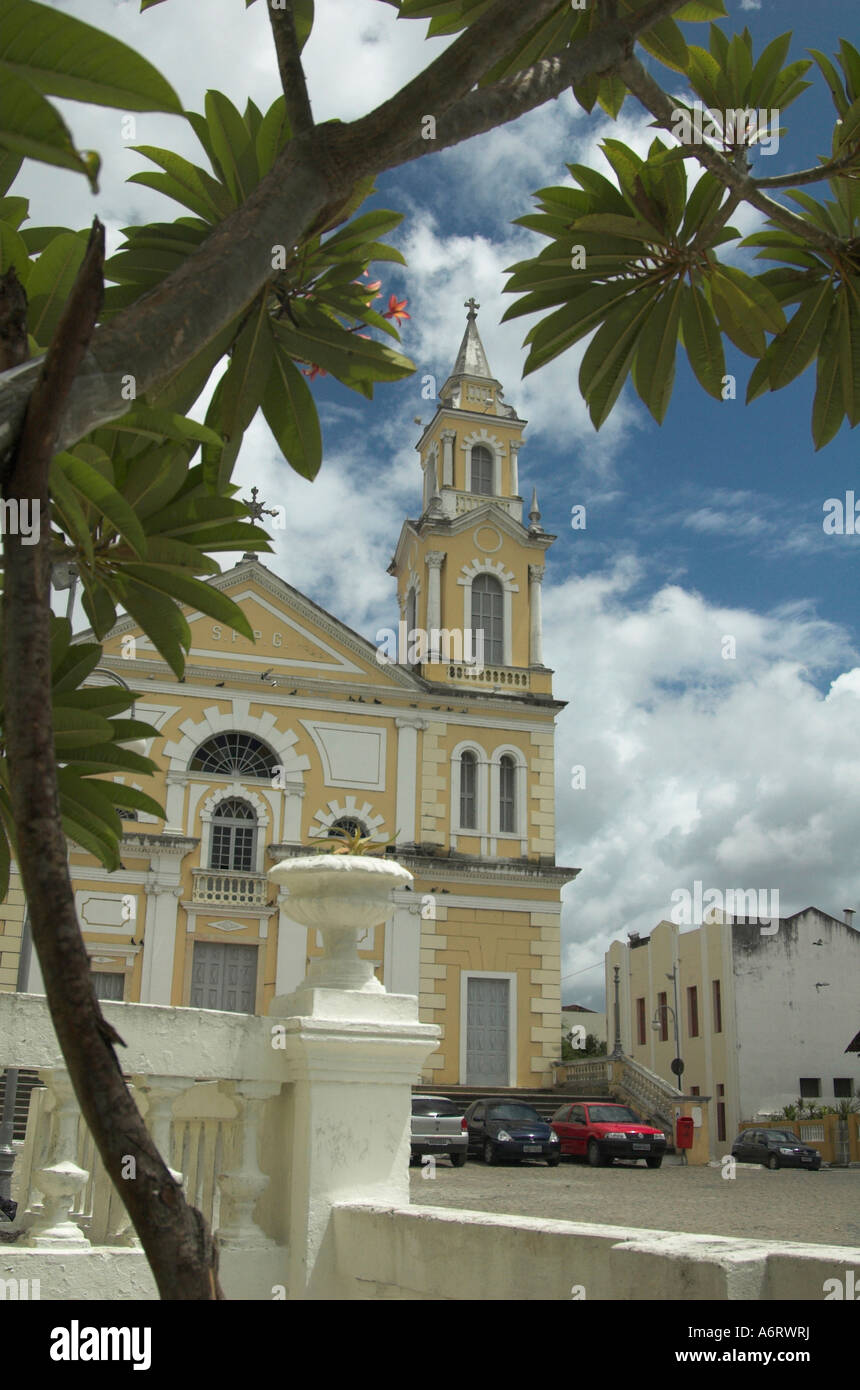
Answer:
[[0, 303, 578, 1088]]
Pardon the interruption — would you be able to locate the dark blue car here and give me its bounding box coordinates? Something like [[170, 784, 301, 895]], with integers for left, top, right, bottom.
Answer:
[[463, 1098, 561, 1166]]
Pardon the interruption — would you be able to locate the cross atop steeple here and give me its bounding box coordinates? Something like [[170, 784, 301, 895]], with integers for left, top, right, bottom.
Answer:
[[465, 296, 480, 320], [240, 486, 279, 562], [243, 486, 279, 522]]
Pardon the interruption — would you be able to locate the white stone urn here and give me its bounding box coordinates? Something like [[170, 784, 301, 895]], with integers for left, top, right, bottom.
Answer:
[[269, 853, 413, 992]]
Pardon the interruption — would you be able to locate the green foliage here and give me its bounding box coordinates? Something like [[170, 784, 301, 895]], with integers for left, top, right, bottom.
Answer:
[[0, 0, 181, 189], [382, 0, 727, 119], [741, 180, 860, 449], [103, 92, 414, 490], [504, 139, 762, 426], [676, 25, 813, 150], [0, 618, 165, 895], [47, 415, 273, 677]]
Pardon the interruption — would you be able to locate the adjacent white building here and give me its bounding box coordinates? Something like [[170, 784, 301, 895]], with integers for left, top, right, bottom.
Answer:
[[608, 907, 860, 1153]]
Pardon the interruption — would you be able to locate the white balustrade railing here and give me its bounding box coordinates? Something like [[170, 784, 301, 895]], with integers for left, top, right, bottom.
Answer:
[[2, 993, 281, 1257], [191, 868, 269, 905]]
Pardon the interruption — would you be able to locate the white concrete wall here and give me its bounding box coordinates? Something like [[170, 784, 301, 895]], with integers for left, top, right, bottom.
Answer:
[[732, 912, 860, 1119], [332, 1204, 860, 1302]]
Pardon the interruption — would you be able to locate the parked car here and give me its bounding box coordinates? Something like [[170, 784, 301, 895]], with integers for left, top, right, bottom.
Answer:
[[731, 1128, 821, 1171], [463, 1098, 561, 1166], [550, 1101, 667, 1168], [411, 1095, 468, 1166]]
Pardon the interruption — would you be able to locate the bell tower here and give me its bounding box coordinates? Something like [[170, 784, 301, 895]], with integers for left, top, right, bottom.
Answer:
[[388, 300, 555, 696]]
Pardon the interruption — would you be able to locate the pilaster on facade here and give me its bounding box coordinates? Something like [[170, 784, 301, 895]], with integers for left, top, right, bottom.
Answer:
[[419, 722, 448, 845]]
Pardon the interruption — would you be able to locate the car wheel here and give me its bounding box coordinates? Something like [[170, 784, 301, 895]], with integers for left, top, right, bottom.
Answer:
[[449, 1151, 467, 1167], [546, 1154, 561, 1167], [483, 1139, 497, 1166], [645, 1156, 663, 1169], [587, 1139, 606, 1168], [766, 1153, 779, 1171]]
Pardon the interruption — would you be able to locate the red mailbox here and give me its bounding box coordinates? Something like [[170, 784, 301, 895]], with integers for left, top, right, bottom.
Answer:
[[676, 1115, 694, 1150]]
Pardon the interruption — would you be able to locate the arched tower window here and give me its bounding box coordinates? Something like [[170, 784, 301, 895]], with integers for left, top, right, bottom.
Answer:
[[210, 798, 257, 872], [499, 755, 517, 833], [190, 732, 278, 778], [470, 444, 494, 496], [459, 750, 478, 829], [471, 573, 504, 665], [406, 587, 417, 641]]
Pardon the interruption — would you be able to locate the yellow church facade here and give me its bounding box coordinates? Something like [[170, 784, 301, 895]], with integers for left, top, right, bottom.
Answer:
[[1, 305, 577, 1089]]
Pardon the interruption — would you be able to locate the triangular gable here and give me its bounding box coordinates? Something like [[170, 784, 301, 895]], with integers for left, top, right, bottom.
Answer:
[[98, 561, 425, 691]]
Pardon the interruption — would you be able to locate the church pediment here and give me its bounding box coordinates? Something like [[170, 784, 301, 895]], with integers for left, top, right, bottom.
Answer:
[[99, 562, 425, 691]]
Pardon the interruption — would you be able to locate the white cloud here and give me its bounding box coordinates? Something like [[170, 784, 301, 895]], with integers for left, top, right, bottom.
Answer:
[[549, 562, 860, 1006]]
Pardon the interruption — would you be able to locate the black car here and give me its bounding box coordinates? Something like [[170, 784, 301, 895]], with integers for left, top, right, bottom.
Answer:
[[731, 1127, 822, 1171], [463, 1098, 561, 1166]]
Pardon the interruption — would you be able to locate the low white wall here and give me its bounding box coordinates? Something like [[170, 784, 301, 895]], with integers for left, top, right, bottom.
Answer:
[[332, 1203, 860, 1301], [0, 1246, 287, 1301]]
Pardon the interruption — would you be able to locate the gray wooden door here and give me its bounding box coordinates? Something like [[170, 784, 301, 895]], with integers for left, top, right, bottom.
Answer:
[[190, 941, 257, 1013], [466, 977, 510, 1085]]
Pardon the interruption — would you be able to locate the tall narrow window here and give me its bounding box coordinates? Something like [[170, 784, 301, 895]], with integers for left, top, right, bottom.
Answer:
[[460, 750, 478, 829], [405, 587, 417, 653], [636, 997, 646, 1047], [712, 979, 722, 1033], [499, 755, 516, 833], [716, 1082, 726, 1142], [471, 574, 504, 665], [210, 798, 257, 872], [657, 990, 668, 1042], [470, 444, 494, 495], [686, 985, 699, 1038]]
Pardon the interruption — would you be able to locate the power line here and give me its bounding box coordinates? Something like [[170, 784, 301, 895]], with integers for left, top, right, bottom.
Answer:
[[561, 959, 605, 982]]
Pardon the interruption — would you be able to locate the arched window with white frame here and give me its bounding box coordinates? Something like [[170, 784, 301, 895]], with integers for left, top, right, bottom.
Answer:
[[471, 573, 504, 665], [499, 754, 517, 834], [460, 750, 478, 829], [470, 444, 494, 496], [190, 732, 278, 779], [451, 741, 488, 838], [210, 797, 257, 872], [490, 745, 527, 842], [405, 586, 418, 643]]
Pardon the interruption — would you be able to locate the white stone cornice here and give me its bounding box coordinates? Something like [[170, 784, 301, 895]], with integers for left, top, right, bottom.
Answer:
[[120, 833, 198, 858]]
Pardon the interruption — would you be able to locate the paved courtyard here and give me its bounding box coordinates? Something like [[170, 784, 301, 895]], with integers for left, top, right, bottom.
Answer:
[[410, 1155, 860, 1247]]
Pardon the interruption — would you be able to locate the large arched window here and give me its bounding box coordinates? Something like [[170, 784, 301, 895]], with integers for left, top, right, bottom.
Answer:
[[471, 573, 504, 665], [459, 750, 478, 829], [190, 732, 278, 778], [331, 815, 369, 840], [499, 754, 517, 833], [470, 444, 494, 495], [210, 798, 257, 872]]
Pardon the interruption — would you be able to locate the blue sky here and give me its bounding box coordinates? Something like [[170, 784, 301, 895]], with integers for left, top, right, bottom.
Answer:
[[26, 1, 860, 1008]]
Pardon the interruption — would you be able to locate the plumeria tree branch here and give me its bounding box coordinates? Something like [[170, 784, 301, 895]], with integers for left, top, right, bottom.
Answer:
[[268, 2, 314, 137], [617, 53, 846, 257], [753, 150, 860, 190], [0, 0, 694, 463]]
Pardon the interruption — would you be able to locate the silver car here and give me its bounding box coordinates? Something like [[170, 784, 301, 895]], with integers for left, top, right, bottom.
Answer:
[[410, 1095, 468, 1166]]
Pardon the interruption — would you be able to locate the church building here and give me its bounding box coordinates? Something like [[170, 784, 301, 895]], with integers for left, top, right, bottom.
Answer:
[[2, 303, 578, 1089]]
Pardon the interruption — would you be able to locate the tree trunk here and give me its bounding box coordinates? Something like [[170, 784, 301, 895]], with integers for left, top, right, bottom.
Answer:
[[1, 228, 223, 1299]]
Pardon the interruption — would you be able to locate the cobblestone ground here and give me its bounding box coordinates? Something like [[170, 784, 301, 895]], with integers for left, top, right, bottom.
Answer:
[[409, 1155, 860, 1247]]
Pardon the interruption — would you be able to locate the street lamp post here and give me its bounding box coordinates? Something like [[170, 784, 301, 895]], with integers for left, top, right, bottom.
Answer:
[[610, 964, 623, 1059], [650, 965, 683, 1086]]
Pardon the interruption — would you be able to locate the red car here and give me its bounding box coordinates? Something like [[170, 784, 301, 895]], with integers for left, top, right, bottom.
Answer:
[[550, 1101, 667, 1168]]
